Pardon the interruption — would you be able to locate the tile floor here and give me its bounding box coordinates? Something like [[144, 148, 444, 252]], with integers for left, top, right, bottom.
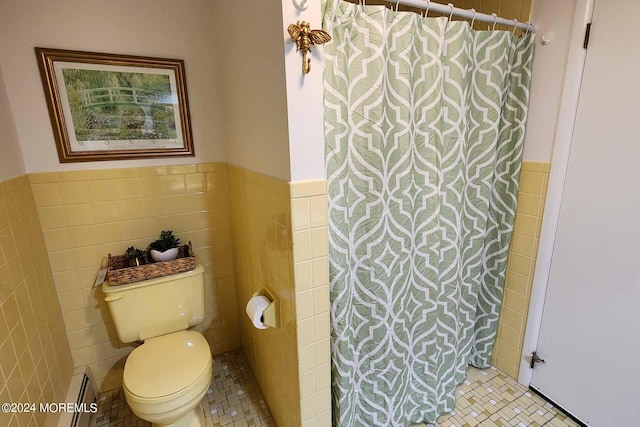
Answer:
[[90, 350, 274, 427], [90, 352, 578, 427], [416, 366, 580, 427]]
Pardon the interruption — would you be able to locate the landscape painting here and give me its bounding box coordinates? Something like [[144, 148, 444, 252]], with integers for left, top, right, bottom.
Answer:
[[61, 68, 178, 142], [36, 48, 194, 162]]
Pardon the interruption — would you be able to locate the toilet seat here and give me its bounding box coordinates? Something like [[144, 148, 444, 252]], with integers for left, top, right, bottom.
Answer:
[[123, 331, 213, 425], [124, 330, 212, 401]]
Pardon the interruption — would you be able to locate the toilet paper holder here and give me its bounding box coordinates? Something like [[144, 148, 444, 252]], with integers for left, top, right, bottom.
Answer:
[[252, 288, 280, 328]]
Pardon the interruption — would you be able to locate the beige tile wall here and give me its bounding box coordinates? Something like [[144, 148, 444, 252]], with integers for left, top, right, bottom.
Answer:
[[29, 163, 238, 392], [0, 175, 74, 427], [1, 156, 542, 427], [491, 161, 550, 378], [290, 181, 331, 427], [227, 165, 301, 427]]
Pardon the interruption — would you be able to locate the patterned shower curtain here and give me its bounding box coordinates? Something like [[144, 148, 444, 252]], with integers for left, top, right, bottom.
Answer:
[[322, 1, 535, 425]]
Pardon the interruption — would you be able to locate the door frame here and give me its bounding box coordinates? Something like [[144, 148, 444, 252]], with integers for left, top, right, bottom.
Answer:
[[518, 0, 596, 385]]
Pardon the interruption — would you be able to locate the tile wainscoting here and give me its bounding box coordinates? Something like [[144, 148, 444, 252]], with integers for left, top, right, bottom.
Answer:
[[491, 161, 551, 378], [0, 174, 74, 427], [0, 159, 547, 427], [29, 163, 238, 392], [290, 180, 332, 427], [227, 165, 301, 427]]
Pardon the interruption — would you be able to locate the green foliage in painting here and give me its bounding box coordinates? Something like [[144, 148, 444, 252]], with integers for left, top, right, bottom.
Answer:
[[62, 68, 178, 141]]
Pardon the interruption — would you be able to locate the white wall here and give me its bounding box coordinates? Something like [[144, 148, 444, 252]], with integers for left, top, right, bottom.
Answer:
[[0, 65, 25, 180], [213, 0, 292, 182], [282, 1, 326, 181], [523, 0, 577, 162], [0, 0, 225, 172], [279, 0, 574, 179], [0, 0, 569, 177]]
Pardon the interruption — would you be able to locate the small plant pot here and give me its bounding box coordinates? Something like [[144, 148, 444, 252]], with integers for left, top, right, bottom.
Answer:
[[150, 248, 179, 262], [127, 257, 144, 267]]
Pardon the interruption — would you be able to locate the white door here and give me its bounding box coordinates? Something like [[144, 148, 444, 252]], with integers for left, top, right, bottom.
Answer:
[[529, 0, 640, 425]]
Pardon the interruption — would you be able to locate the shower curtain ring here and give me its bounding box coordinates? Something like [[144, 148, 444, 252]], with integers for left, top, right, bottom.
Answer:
[[422, 0, 431, 19], [395, 0, 401, 12], [447, 3, 454, 22], [491, 13, 498, 31], [470, 8, 476, 29], [512, 19, 519, 35], [524, 22, 532, 36]]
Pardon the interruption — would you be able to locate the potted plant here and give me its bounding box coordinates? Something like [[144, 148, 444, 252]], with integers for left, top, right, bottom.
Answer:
[[126, 246, 145, 267], [149, 230, 181, 262]]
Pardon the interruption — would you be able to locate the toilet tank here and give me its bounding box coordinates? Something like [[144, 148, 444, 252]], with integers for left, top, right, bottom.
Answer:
[[102, 265, 205, 343]]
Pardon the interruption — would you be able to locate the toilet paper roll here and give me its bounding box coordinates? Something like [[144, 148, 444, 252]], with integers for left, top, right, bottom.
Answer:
[[246, 296, 271, 329]]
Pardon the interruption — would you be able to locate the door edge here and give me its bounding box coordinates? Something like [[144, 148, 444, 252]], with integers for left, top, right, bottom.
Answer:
[[517, 0, 596, 386]]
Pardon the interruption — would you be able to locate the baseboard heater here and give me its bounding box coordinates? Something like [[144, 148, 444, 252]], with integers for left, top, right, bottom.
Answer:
[[57, 367, 98, 427]]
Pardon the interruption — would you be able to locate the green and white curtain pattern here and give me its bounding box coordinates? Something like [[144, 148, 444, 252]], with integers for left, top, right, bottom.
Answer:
[[322, 1, 534, 425]]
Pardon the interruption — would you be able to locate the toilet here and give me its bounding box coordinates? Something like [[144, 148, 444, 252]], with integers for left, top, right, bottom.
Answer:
[[102, 265, 212, 426]]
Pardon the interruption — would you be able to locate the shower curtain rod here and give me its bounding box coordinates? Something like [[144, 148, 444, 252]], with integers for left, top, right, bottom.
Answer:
[[390, 0, 536, 32]]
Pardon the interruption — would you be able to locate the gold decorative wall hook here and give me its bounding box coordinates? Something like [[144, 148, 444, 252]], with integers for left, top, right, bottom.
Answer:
[[287, 21, 331, 74], [302, 51, 312, 74]]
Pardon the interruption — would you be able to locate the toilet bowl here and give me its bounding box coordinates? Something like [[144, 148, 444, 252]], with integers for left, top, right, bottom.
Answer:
[[123, 331, 212, 426], [102, 266, 211, 426]]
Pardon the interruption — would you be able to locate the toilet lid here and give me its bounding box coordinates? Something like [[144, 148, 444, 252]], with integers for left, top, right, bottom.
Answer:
[[124, 331, 211, 398]]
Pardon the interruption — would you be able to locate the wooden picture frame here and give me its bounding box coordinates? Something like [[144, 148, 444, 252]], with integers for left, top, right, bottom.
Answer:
[[35, 48, 194, 162]]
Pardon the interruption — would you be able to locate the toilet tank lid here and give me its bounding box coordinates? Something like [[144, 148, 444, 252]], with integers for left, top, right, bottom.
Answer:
[[103, 265, 205, 294], [123, 331, 211, 398]]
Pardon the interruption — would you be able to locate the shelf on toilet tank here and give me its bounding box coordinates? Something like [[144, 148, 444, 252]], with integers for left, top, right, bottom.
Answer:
[[103, 265, 205, 291], [107, 241, 195, 286]]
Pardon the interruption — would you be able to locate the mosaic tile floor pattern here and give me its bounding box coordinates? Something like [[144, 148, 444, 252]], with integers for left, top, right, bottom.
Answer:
[[91, 352, 578, 427], [91, 350, 274, 427], [416, 366, 581, 427], [205, 351, 275, 427]]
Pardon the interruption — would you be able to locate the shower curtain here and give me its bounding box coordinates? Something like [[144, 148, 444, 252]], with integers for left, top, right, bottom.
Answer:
[[322, 1, 535, 425]]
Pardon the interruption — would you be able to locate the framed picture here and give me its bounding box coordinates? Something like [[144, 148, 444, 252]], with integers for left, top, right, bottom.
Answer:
[[35, 48, 194, 162]]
